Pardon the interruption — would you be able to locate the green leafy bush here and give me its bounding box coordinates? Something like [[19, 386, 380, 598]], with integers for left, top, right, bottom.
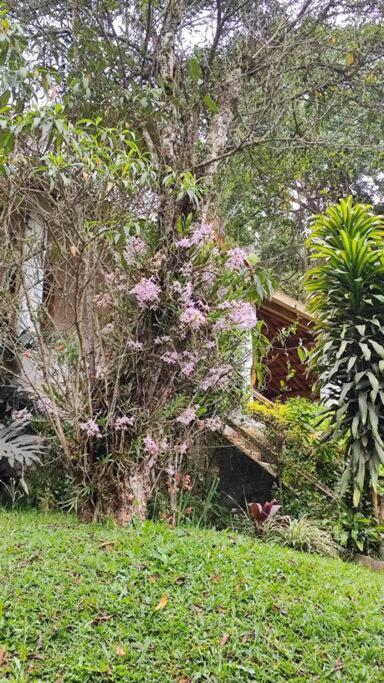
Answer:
[[247, 397, 343, 517], [328, 509, 384, 555]]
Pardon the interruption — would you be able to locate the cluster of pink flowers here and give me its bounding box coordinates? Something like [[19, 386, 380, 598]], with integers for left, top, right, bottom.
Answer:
[[176, 221, 213, 249], [216, 301, 257, 331], [11, 408, 32, 422], [127, 339, 143, 350], [179, 441, 189, 454], [130, 277, 161, 308], [123, 236, 146, 264], [103, 271, 126, 290], [143, 435, 158, 455], [160, 349, 199, 377], [160, 350, 180, 365], [228, 302, 257, 330], [143, 435, 168, 456], [180, 352, 198, 377], [204, 416, 223, 431], [226, 247, 247, 270], [80, 419, 100, 438], [200, 365, 232, 391], [114, 415, 134, 431], [180, 305, 206, 330], [177, 404, 199, 426]]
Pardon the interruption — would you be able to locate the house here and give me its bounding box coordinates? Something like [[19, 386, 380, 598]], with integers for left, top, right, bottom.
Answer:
[[254, 290, 315, 401]]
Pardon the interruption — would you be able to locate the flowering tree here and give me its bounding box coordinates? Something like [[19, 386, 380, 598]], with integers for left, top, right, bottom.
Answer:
[[0, 17, 266, 519]]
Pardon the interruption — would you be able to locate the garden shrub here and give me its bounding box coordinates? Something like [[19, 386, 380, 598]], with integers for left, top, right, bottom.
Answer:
[[247, 397, 344, 518]]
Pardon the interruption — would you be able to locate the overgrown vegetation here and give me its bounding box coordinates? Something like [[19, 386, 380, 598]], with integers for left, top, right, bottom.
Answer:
[[248, 398, 343, 517], [0, 511, 383, 682], [247, 397, 384, 556]]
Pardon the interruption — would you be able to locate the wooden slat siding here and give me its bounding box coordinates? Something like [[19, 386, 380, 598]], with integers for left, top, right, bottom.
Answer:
[[254, 291, 316, 401]]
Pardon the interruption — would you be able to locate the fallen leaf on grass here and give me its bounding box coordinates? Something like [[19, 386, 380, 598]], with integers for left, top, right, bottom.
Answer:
[[178, 678, 191, 683], [219, 633, 230, 646], [0, 649, 7, 667], [212, 574, 221, 583], [99, 540, 117, 550], [115, 645, 126, 657], [242, 631, 253, 643], [154, 594, 168, 611], [92, 614, 114, 625], [333, 658, 344, 672]]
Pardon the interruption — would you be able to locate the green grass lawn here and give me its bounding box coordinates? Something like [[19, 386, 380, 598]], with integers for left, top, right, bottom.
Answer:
[[0, 511, 383, 682]]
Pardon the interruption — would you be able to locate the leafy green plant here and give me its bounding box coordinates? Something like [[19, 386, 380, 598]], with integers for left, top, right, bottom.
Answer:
[[330, 510, 384, 554], [247, 398, 343, 517], [263, 517, 340, 558], [0, 421, 43, 469], [305, 197, 384, 507]]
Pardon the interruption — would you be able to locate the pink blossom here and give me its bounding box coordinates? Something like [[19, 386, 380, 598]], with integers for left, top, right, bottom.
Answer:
[[176, 237, 192, 248], [177, 404, 199, 426], [215, 302, 257, 331], [11, 408, 32, 422], [181, 305, 206, 329], [127, 339, 143, 350], [114, 415, 134, 431], [123, 236, 146, 264], [176, 221, 213, 249], [80, 419, 100, 438], [192, 221, 213, 244], [205, 416, 223, 431], [179, 441, 189, 454], [159, 438, 169, 451], [228, 302, 257, 330], [200, 268, 216, 288], [130, 278, 161, 308], [180, 360, 196, 377], [143, 435, 159, 455], [226, 247, 247, 270], [104, 270, 124, 287], [200, 365, 232, 391], [154, 335, 171, 345], [160, 351, 180, 365], [180, 351, 198, 377]]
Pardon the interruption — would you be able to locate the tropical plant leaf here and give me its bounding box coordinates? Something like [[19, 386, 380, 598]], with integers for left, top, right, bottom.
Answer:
[[0, 421, 44, 469]]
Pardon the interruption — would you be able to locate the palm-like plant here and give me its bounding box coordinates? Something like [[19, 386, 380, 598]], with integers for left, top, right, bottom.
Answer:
[[0, 421, 43, 469], [305, 197, 384, 508]]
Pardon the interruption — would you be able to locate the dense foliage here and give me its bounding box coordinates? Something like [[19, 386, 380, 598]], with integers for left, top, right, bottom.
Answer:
[[248, 398, 344, 517]]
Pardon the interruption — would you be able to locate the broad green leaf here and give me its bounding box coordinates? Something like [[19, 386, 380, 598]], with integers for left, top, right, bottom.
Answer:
[[203, 94, 218, 113]]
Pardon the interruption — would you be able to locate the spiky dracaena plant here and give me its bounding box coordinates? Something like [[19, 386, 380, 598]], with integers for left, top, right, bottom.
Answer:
[[305, 197, 384, 507]]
